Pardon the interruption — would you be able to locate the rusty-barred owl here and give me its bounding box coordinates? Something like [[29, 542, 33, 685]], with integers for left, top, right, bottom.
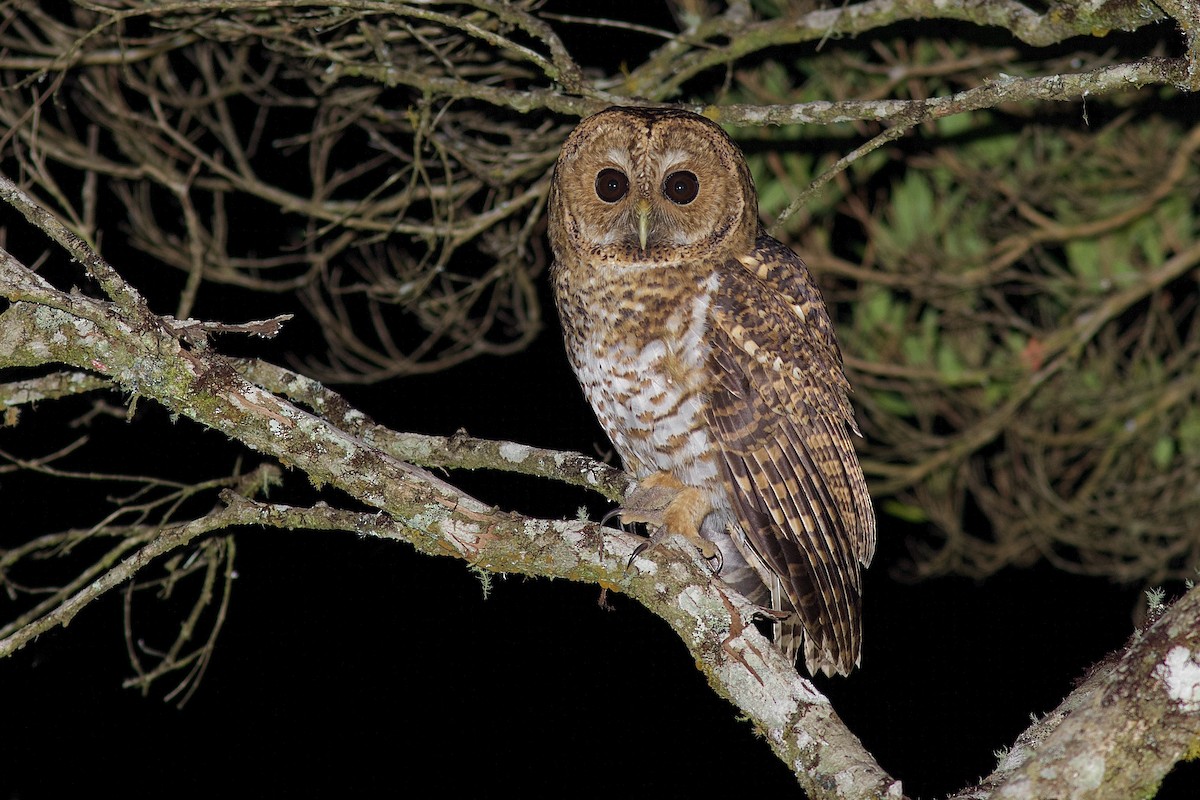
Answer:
[[547, 106, 875, 676]]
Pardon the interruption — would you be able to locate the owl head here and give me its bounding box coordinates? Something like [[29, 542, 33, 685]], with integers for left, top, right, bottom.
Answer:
[[548, 107, 758, 264]]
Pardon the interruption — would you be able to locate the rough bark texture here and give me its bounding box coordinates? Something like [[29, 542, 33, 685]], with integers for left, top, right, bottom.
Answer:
[[957, 585, 1200, 799]]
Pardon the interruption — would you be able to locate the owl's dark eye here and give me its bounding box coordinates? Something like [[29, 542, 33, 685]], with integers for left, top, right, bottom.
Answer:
[[595, 168, 629, 203], [663, 171, 699, 204]]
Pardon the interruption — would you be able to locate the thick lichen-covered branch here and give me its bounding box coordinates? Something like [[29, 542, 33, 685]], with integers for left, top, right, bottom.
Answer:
[[236, 358, 632, 500], [956, 585, 1200, 800]]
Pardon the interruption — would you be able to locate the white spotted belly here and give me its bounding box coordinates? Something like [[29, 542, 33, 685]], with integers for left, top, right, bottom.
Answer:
[[568, 280, 722, 493], [559, 272, 761, 599], [580, 341, 716, 482]]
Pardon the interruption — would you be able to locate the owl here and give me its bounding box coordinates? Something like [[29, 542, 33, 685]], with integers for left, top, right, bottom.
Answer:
[[547, 106, 875, 677]]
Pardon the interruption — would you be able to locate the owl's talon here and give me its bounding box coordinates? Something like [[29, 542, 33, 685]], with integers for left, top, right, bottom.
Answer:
[[626, 524, 723, 573], [706, 544, 724, 573], [600, 507, 623, 529], [627, 539, 646, 568], [626, 519, 669, 566], [612, 471, 719, 570]]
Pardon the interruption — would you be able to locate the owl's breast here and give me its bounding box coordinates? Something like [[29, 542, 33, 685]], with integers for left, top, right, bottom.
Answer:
[[562, 271, 722, 491]]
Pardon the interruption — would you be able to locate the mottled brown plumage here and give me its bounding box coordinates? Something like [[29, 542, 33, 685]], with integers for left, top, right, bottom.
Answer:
[[548, 106, 875, 676]]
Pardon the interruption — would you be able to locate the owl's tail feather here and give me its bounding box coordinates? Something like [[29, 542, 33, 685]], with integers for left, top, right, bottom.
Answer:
[[703, 512, 814, 670]]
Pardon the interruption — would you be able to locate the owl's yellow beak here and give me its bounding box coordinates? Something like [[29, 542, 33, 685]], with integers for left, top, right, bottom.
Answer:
[[635, 198, 652, 251]]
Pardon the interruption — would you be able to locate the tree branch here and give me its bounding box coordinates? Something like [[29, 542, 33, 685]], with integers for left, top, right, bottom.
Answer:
[[957, 585, 1200, 799]]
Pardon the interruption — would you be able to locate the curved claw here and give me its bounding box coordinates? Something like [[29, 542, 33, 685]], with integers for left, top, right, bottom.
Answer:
[[625, 522, 668, 570], [627, 539, 648, 570], [706, 544, 724, 573], [606, 472, 723, 574]]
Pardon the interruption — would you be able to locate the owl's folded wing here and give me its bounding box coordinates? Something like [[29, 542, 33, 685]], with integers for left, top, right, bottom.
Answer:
[[706, 234, 875, 676]]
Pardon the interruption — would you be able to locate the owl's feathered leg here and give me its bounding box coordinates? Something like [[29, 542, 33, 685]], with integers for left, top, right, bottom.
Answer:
[[613, 471, 723, 569]]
